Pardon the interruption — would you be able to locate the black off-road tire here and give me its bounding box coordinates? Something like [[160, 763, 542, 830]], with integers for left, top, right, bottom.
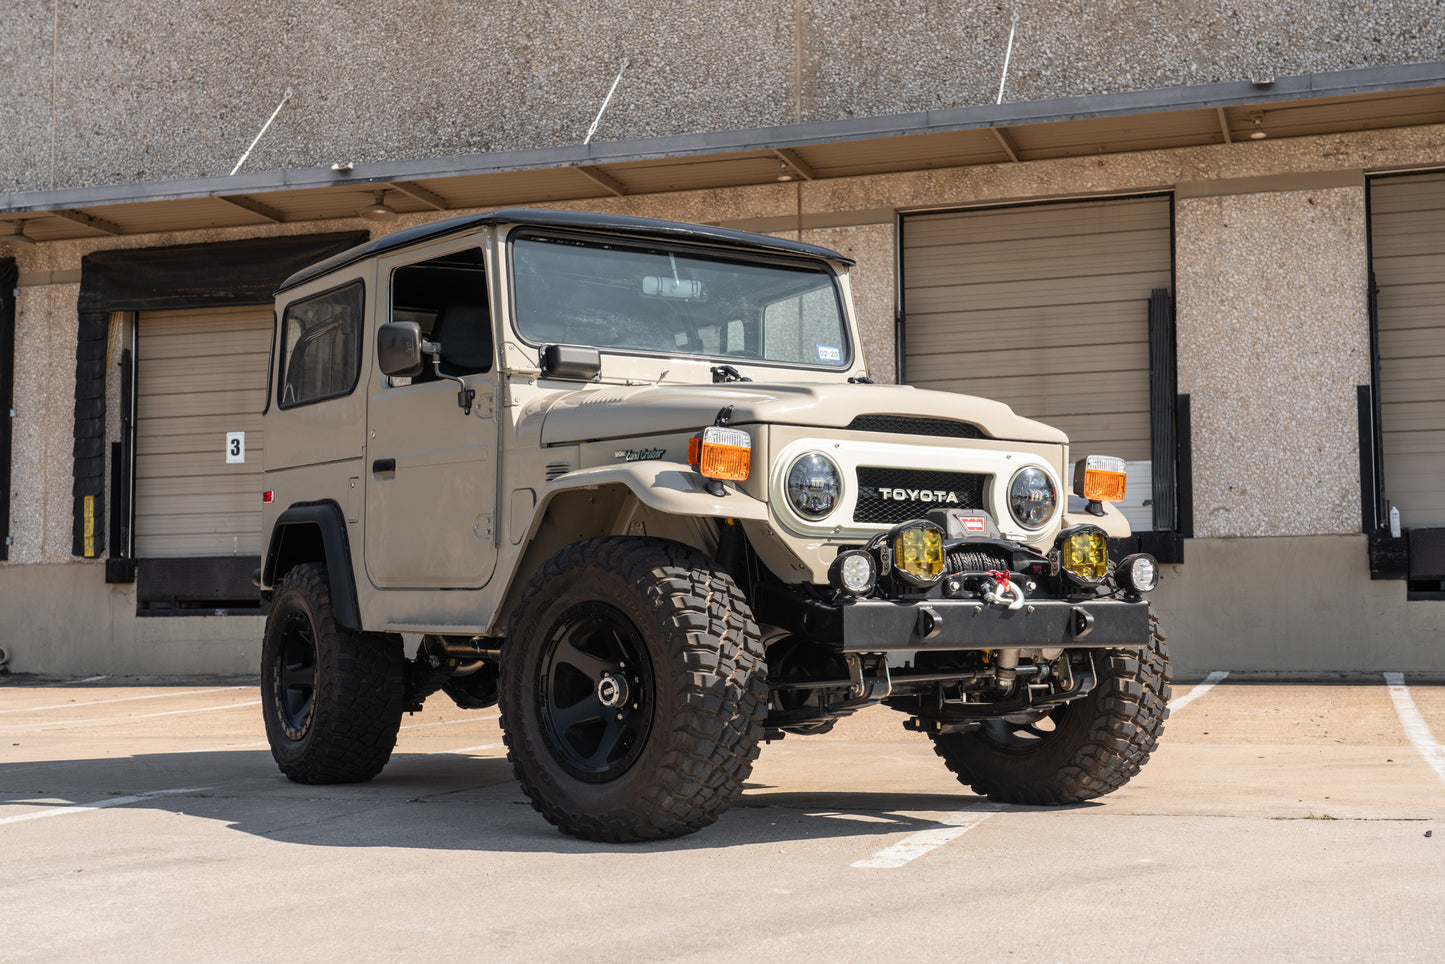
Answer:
[[499, 537, 766, 842], [261, 563, 405, 784], [930, 615, 1171, 804]]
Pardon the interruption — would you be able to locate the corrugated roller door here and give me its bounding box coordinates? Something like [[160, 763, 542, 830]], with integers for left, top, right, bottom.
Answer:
[[134, 305, 272, 557], [1371, 173, 1445, 528], [902, 196, 1171, 482]]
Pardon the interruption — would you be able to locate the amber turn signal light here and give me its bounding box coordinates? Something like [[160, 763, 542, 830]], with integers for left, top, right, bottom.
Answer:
[[691, 426, 750, 481], [1074, 455, 1127, 502]]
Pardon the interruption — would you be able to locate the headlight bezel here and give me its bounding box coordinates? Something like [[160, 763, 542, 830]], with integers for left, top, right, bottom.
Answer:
[[784, 451, 843, 520], [1007, 465, 1058, 531]]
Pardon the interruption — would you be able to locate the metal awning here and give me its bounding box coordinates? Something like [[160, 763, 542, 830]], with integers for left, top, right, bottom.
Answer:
[[2, 61, 1444, 245]]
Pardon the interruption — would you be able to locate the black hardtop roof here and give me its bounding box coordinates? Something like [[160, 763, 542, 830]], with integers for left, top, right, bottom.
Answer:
[[276, 208, 854, 293]]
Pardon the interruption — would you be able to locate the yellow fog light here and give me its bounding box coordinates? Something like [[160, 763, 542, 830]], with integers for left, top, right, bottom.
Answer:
[[891, 522, 945, 586], [1058, 525, 1108, 585]]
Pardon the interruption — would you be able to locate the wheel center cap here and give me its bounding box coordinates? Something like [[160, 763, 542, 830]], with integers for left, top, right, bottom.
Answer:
[[597, 673, 630, 708]]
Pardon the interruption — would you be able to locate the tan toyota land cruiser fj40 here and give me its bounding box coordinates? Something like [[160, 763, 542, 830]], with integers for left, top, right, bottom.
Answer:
[[257, 209, 1170, 841]]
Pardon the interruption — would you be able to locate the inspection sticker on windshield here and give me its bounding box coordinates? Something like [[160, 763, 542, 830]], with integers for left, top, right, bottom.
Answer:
[[816, 344, 842, 363]]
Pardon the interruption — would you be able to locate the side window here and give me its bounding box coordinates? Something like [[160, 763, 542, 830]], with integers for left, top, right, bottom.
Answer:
[[390, 248, 492, 384], [279, 281, 364, 408]]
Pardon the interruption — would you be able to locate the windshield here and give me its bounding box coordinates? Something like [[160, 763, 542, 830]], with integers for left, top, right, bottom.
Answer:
[[510, 231, 851, 368]]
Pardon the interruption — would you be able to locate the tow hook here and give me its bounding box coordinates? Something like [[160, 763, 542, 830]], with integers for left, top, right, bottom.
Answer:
[[981, 570, 1026, 611]]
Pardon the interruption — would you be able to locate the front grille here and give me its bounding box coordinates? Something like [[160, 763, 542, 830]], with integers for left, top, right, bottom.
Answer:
[[846, 415, 985, 439], [853, 467, 987, 525]]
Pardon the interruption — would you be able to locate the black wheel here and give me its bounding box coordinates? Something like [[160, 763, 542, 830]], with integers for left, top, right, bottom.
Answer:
[[499, 537, 766, 842], [930, 615, 1171, 804], [261, 563, 405, 784]]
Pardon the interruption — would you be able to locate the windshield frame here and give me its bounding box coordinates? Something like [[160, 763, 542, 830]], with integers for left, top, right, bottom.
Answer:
[[503, 226, 855, 372]]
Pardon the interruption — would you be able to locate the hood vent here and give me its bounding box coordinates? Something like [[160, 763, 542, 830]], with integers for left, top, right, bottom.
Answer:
[[846, 414, 986, 439]]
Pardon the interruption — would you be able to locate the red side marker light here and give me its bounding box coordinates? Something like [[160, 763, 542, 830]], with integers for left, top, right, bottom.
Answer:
[[262, 490, 274, 504]]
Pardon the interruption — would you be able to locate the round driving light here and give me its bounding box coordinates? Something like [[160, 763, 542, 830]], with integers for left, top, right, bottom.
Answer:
[[1117, 553, 1158, 594], [1057, 525, 1108, 585], [829, 550, 877, 596], [786, 453, 842, 519], [1008, 466, 1057, 529], [890, 522, 946, 586]]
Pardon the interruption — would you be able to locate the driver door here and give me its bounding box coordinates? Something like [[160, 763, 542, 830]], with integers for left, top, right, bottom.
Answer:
[[363, 243, 499, 590]]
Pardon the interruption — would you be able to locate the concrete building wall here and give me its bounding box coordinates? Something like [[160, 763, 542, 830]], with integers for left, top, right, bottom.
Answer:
[[2, 2, 1444, 193], [3, 121, 1444, 676], [1176, 186, 1371, 539]]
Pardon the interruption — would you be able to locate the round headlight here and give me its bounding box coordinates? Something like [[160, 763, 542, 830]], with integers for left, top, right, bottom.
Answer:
[[786, 453, 841, 519], [1007, 466, 1057, 529], [1117, 553, 1158, 594]]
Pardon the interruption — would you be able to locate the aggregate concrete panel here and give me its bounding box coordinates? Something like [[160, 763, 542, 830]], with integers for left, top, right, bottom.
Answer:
[[0, 1, 59, 194], [39, 0, 799, 191], [4, 283, 81, 566], [1176, 186, 1370, 539], [6, 2, 1445, 194]]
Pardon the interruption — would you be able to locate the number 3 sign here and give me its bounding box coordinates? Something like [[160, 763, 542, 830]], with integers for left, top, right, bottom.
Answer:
[[226, 431, 246, 464]]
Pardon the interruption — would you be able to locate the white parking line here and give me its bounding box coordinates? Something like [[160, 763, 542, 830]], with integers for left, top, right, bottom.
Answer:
[[852, 802, 1010, 869], [0, 786, 211, 827], [1383, 672, 1445, 785], [0, 700, 262, 733], [400, 714, 500, 732], [1169, 671, 1229, 712], [427, 742, 505, 755], [0, 686, 247, 714]]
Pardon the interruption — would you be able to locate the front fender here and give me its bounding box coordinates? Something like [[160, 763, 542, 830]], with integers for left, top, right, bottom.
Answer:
[[533, 461, 770, 530], [488, 463, 775, 638]]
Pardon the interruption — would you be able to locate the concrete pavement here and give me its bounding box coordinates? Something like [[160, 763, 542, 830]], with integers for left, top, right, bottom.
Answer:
[[1, 673, 1441, 962]]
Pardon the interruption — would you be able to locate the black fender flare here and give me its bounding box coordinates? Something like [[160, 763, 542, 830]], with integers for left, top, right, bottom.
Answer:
[[263, 500, 362, 631]]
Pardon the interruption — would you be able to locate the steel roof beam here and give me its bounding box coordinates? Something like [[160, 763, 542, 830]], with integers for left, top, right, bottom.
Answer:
[[218, 195, 286, 222], [48, 209, 122, 235], [388, 180, 450, 210], [575, 166, 627, 197]]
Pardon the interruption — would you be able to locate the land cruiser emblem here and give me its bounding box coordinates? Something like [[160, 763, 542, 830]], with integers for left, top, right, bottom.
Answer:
[[615, 447, 667, 462]]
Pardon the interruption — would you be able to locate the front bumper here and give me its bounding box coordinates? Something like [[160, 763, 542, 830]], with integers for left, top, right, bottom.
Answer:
[[760, 588, 1152, 652]]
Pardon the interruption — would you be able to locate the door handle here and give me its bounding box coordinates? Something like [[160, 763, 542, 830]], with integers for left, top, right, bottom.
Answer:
[[372, 458, 396, 474]]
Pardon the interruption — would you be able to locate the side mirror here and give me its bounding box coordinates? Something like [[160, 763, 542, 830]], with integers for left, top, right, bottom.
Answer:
[[540, 344, 602, 380], [377, 321, 423, 377]]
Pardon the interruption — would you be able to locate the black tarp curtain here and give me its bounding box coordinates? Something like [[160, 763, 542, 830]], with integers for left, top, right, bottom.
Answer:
[[70, 232, 366, 558]]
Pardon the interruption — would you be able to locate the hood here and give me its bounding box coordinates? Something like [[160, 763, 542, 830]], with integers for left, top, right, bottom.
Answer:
[[537, 382, 1068, 445]]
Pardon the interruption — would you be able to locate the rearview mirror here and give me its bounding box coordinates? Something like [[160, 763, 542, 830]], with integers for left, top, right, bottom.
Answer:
[[377, 321, 423, 377]]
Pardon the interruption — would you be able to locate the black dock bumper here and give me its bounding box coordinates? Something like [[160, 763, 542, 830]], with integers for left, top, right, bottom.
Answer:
[[775, 596, 1152, 652]]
